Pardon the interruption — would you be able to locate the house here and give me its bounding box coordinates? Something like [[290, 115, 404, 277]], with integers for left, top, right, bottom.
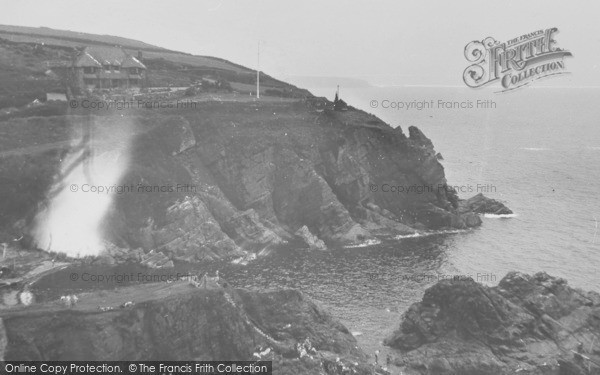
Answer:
[[71, 46, 146, 91]]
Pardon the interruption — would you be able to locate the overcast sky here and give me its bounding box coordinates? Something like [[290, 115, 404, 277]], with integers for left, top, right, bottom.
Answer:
[[1, 0, 599, 87]]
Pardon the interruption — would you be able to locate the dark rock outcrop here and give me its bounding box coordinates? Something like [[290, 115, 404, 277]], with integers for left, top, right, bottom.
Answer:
[[139, 250, 173, 268], [384, 272, 600, 374], [0, 284, 372, 375], [0, 28, 513, 264], [408, 126, 435, 151], [149, 115, 196, 155], [98, 243, 144, 264], [4, 99, 509, 263], [459, 193, 513, 215], [295, 225, 327, 251], [136, 196, 244, 262]]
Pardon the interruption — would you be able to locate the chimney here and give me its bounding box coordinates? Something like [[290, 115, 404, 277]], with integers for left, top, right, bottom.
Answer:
[[137, 51, 143, 61]]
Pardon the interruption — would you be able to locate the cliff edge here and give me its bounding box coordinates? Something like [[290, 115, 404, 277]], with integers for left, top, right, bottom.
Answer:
[[1, 100, 509, 263], [0, 281, 373, 374]]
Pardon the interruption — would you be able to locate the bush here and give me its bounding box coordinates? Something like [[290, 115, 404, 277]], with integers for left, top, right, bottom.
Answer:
[[184, 86, 198, 97], [0, 91, 46, 110]]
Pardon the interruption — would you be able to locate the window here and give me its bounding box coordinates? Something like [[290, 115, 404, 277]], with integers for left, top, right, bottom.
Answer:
[[83, 78, 95, 85], [103, 65, 111, 72], [112, 65, 120, 72], [130, 78, 139, 86], [83, 67, 96, 74], [129, 68, 139, 75]]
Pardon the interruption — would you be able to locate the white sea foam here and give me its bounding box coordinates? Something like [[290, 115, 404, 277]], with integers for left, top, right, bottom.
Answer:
[[393, 229, 467, 240], [394, 233, 422, 239], [483, 213, 518, 219], [344, 238, 382, 248]]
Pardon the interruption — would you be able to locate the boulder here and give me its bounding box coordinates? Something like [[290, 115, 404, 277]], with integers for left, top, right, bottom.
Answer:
[[459, 193, 513, 215], [140, 250, 173, 269], [385, 272, 600, 374], [295, 225, 327, 251]]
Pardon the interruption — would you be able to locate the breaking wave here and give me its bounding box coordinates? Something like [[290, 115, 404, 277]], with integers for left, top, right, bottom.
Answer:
[[483, 213, 518, 218]]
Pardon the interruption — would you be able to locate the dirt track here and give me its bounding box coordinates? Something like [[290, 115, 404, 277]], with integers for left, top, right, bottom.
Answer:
[[0, 140, 71, 158], [0, 278, 218, 318]]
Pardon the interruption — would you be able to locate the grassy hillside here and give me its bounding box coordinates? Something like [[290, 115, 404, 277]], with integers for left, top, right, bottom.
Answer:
[[0, 38, 68, 108], [0, 24, 310, 108], [0, 24, 173, 52]]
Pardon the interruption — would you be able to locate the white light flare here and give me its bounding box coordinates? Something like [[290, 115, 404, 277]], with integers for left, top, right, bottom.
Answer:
[[32, 116, 133, 257]]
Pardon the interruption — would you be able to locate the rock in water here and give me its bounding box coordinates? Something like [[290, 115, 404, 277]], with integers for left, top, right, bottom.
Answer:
[[384, 271, 600, 374], [295, 225, 327, 251], [459, 193, 513, 215]]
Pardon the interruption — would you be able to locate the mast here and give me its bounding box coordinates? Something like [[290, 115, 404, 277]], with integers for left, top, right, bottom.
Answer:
[[257, 42, 260, 99]]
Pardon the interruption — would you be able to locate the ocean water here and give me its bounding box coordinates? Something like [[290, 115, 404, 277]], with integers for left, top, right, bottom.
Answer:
[[342, 86, 600, 288], [221, 85, 600, 354], [27, 86, 600, 359]]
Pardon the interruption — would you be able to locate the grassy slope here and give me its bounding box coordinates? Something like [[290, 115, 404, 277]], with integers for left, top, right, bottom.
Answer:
[[0, 25, 298, 85], [0, 25, 311, 107], [0, 24, 168, 51]]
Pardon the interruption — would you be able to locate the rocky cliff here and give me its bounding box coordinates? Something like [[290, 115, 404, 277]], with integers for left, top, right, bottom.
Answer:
[[0, 23, 513, 263], [0, 282, 373, 374], [1, 98, 508, 263], [384, 272, 600, 374]]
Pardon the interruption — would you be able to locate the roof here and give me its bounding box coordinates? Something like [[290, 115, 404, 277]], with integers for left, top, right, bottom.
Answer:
[[74, 46, 146, 69], [121, 55, 146, 69], [75, 52, 101, 67]]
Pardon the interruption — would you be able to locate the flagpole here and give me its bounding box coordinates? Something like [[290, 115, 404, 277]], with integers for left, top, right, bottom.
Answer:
[[257, 42, 260, 99]]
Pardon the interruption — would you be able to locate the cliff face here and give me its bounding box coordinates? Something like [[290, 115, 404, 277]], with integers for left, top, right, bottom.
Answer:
[[0, 25, 509, 262], [384, 272, 600, 375], [0, 283, 372, 374], [1, 98, 505, 262], [112, 102, 492, 253]]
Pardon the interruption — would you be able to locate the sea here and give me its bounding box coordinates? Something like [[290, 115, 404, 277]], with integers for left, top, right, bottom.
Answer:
[[218, 85, 600, 355], [27, 85, 600, 359]]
